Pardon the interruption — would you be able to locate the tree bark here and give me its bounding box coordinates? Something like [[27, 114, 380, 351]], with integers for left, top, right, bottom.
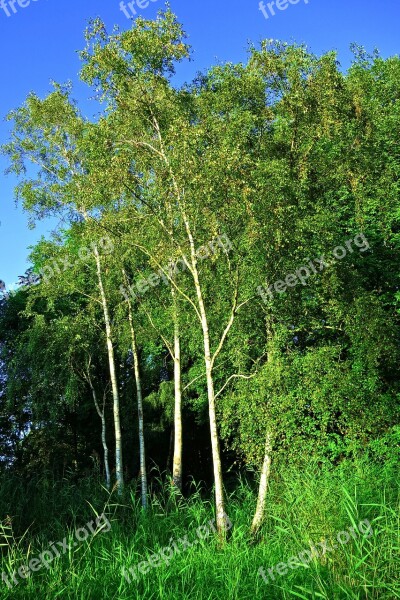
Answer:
[[124, 276, 148, 509], [184, 222, 228, 536], [89, 382, 111, 490], [172, 287, 183, 491], [149, 120, 230, 535], [251, 432, 273, 535], [94, 247, 124, 493], [100, 412, 111, 490]]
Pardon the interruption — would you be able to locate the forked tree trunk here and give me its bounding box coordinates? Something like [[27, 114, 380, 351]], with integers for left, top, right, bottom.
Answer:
[[94, 247, 124, 493], [185, 225, 228, 536], [172, 287, 183, 491], [125, 278, 147, 509], [152, 128, 228, 535], [251, 432, 273, 535], [89, 381, 111, 490]]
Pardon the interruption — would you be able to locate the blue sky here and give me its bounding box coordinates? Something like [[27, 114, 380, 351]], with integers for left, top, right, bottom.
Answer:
[[0, 0, 399, 290]]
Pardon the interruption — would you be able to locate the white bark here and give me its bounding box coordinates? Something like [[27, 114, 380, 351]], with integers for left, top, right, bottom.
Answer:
[[141, 117, 239, 535], [100, 411, 111, 490], [183, 218, 228, 536], [124, 276, 147, 509], [138, 288, 182, 491], [251, 432, 273, 534], [172, 287, 183, 491], [89, 382, 111, 490], [94, 247, 124, 493]]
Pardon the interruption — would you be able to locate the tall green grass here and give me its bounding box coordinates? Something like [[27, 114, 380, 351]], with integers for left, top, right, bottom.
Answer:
[[0, 461, 398, 599]]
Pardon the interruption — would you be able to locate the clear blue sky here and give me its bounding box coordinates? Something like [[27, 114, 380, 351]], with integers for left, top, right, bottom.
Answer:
[[0, 0, 399, 290]]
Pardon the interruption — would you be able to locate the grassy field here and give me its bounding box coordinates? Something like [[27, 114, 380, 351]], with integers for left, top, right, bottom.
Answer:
[[1, 461, 399, 599]]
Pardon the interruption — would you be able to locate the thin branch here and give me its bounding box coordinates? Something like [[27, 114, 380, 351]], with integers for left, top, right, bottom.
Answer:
[[215, 372, 257, 400], [118, 138, 164, 159], [131, 242, 202, 321], [134, 295, 174, 358], [211, 271, 239, 369], [183, 358, 231, 392]]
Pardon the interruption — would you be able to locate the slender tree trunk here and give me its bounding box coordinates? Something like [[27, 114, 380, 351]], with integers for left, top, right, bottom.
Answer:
[[100, 412, 111, 490], [152, 130, 227, 534], [94, 247, 124, 493], [251, 432, 273, 534], [89, 382, 111, 490], [251, 324, 275, 534], [251, 322, 275, 534], [202, 330, 227, 536], [185, 227, 228, 536], [172, 287, 183, 491], [125, 281, 147, 509]]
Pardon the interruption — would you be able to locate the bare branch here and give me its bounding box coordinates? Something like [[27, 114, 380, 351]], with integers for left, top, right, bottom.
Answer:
[[211, 271, 239, 369], [215, 372, 257, 400]]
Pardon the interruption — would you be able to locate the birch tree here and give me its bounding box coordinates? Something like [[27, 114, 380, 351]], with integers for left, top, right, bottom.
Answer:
[[2, 91, 126, 491]]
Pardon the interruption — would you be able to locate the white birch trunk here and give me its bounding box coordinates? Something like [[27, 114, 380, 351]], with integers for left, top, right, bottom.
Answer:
[[184, 220, 228, 536], [89, 383, 111, 490], [100, 412, 111, 491], [150, 126, 228, 534], [125, 287, 147, 509], [94, 247, 124, 493], [172, 287, 183, 491], [251, 432, 273, 534]]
